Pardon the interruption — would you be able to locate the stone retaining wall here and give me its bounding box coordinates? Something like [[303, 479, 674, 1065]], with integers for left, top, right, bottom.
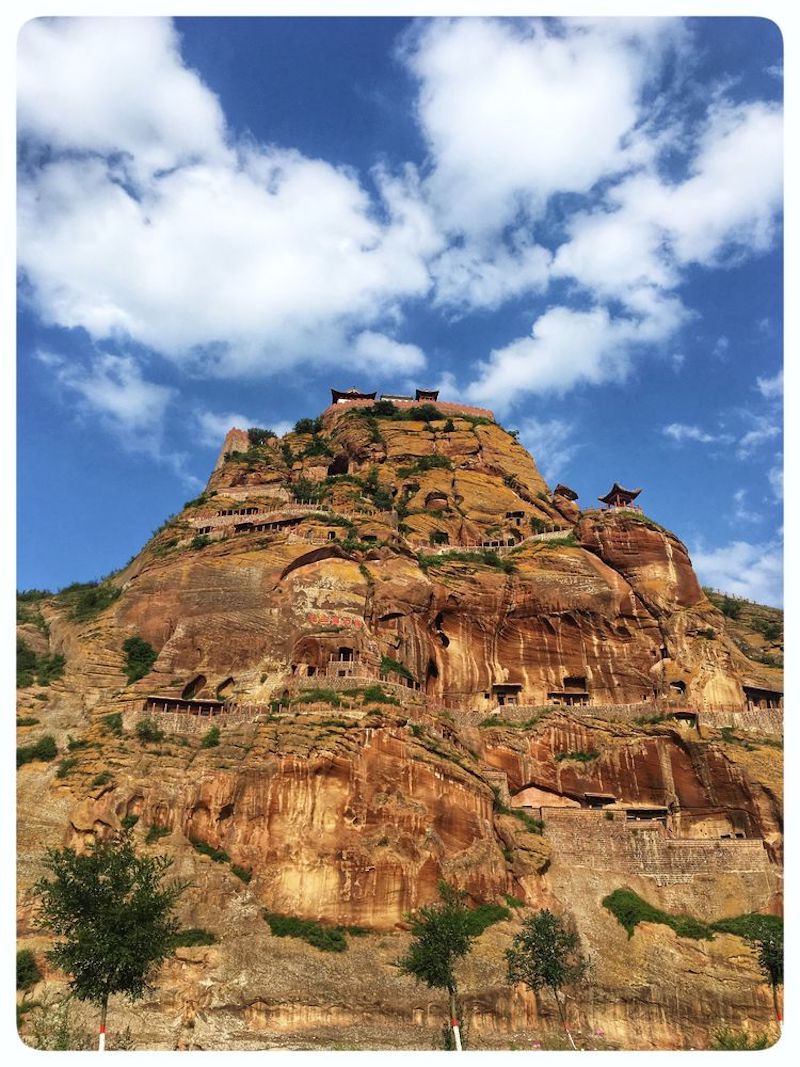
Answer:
[[541, 807, 779, 894]]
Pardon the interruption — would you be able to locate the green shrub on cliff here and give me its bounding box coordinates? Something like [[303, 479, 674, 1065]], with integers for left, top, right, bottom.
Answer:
[[17, 949, 42, 991], [122, 636, 157, 684], [263, 912, 365, 952], [17, 638, 65, 688], [17, 734, 58, 768], [711, 1029, 772, 1050], [172, 927, 218, 947], [602, 889, 712, 940], [62, 582, 121, 623]]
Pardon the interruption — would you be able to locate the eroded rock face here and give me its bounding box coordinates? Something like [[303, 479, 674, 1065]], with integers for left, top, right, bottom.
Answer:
[[17, 401, 782, 1050]]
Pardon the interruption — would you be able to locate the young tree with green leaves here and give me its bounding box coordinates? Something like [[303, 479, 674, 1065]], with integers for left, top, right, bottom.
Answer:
[[397, 881, 476, 1050], [505, 909, 588, 1049], [31, 830, 187, 1051]]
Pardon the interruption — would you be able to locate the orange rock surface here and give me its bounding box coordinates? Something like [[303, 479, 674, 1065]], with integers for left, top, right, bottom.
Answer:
[[17, 400, 782, 1050]]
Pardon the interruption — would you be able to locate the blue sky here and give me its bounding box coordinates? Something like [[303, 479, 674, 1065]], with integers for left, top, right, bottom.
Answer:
[[16, 15, 783, 604]]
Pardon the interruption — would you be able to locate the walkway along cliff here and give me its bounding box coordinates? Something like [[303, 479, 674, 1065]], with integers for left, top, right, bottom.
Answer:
[[17, 390, 783, 1050]]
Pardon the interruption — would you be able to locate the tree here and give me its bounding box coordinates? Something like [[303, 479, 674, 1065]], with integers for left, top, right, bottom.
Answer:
[[746, 920, 783, 1025], [31, 830, 187, 1051], [397, 881, 477, 1050], [505, 910, 587, 1049]]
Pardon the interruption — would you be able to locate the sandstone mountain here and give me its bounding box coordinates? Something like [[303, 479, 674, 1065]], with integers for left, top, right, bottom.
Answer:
[[16, 395, 783, 1050]]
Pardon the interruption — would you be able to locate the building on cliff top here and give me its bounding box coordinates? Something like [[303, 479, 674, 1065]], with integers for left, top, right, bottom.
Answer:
[[599, 482, 642, 509], [331, 386, 440, 404]]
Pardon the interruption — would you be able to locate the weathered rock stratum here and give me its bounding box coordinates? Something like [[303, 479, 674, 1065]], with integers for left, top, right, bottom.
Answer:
[[17, 395, 783, 1050]]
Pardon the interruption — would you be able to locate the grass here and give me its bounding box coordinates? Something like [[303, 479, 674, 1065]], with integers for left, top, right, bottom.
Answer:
[[102, 712, 124, 737], [67, 736, 91, 751], [145, 825, 171, 844], [190, 838, 231, 864], [379, 655, 415, 682], [711, 1030, 772, 1050], [555, 749, 600, 763], [55, 757, 79, 779], [231, 865, 252, 883], [61, 582, 121, 623], [263, 911, 367, 952], [360, 684, 401, 705], [90, 771, 114, 787], [397, 454, 454, 477], [17, 734, 58, 768], [602, 889, 712, 940], [504, 893, 526, 910], [17, 717, 40, 727], [172, 927, 219, 948], [539, 533, 577, 547], [465, 902, 512, 936], [478, 716, 541, 730], [135, 718, 165, 743], [602, 890, 783, 948], [17, 949, 41, 991], [122, 636, 157, 683], [490, 787, 544, 833], [17, 638, 66, 688], [190, 534, 212, 550], [291, 688, 341, 708], [417, 549, 515, 574], [200, 726, 220, 748], [121, 814, 139, 830]]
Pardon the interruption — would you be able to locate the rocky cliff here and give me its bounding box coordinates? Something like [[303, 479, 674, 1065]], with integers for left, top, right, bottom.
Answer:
[[16, 397, 783, 1050]]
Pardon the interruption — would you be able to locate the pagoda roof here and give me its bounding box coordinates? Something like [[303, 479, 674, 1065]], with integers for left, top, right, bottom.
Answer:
[[415, 388, 439, 400], [554, 483, 578, 500], [331, 387, 377, 403], [598, 482, 642, 505]]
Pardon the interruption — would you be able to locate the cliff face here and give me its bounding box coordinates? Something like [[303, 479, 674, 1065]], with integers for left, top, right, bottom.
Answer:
[[17, 400, 782, 1050]]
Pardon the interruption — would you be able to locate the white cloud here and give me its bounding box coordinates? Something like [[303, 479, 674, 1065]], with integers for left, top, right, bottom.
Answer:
[[736, 417, 780, 458], [518, 417, 579, 483], [691, 539, 782, 607], [402, 18, 681, 238], [757, 369, 783, 399], [37, 348, 174, 436], [18, 18, 230, 181], [194, 409, 257, 448], [662, 423, 733, 445], [466, 297, 687, 412], [713, 335, 730, 359], [18, 19, 437, 378], [551, 102, 782, 306], [768, 459, 783, 501], [731, 488, 761, 525], [431, 236, 551, 312], [350, 331, 427, 374]]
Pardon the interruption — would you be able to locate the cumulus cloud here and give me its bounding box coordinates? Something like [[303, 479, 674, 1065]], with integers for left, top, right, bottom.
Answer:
[[18, 19, 436, 378], [518, 417, 580, 483], [17, 18, 229, 181], [16, 15, 783, 417], [691, 539, 783, 606], [350, 331, 427, 374], [402, 17, 681, 238], [194, 409, 257, 448], [401, 17, 781, 406], [466, 296, 687, 412], [431, 236, 551, 312]]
